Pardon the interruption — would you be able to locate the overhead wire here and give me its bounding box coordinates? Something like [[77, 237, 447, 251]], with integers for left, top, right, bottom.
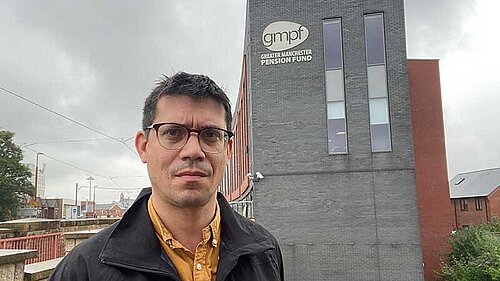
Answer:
[[94, 186, 144, 191], [0, 85, 137, 156], [2, 85, 146, 199], [23, 148, 145, 197], [23, 147, 107, 179], [20, 138, 111, 147]]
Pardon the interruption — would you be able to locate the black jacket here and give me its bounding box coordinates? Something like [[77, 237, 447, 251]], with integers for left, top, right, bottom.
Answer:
[[50, 188, 284, 281]]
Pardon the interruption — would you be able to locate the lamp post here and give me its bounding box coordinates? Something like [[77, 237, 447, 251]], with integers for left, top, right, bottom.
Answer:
[[34, 152, 44, 199], [93, 185, 98, 217], [75, 183, 78, 207], [75, 183, 87, 218], [86, 176, 95, 214]]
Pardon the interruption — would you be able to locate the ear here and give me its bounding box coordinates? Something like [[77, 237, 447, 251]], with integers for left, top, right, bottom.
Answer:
[[225, 138, 233, 161], [135, 130, 148, 163]]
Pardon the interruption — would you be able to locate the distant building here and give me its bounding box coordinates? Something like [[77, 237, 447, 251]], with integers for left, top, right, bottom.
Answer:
[[95, 193, 133, 218], [80, 201, 96, 217], [36, 198, 79, 219], [95, 203, 125, 218], [449, 167, 500, 228]]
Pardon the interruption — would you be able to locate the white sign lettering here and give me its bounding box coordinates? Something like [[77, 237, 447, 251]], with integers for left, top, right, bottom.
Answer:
[[260, 49, 313, 66]]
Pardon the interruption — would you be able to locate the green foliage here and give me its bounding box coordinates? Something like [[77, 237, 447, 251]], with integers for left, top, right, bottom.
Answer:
[[442, 220, 500, 281], [0, 130, 34, 221]]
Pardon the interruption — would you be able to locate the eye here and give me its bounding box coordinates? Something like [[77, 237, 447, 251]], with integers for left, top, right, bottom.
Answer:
[[159, 125, 186, 140], [201, 129, 223, 143]]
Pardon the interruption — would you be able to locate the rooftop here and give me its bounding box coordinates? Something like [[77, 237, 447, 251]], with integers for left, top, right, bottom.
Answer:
[[449, 167, 500, 198]]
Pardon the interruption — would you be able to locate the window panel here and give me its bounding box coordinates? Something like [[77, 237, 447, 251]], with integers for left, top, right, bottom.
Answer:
[[460, 199, 468, 211], [364, 14, 385, 66], [369, 98, 389, 124], [365, 14, 391, 152], [371, 123, 391, 152], [475, 198, 482, 210], [327, 101, 345, 119], [323, 18, 347, 155], [367, 65, 388, 98], [323, 19, 342, 70], [325, 69, 344, 102], [328, 118, 347, 154]]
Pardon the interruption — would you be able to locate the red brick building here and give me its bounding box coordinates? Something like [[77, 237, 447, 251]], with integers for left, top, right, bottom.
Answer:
[[449, 167, 500, 228], [95, 203, 127, 218], [408, 59, 455, 280], [94, 193, 134, 218]]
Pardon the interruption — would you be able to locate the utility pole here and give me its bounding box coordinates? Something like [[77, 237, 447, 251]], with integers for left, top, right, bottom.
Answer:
[[93, 185, 97, 217], [86, 176, 95, 215], [75, 183, 78, 216]]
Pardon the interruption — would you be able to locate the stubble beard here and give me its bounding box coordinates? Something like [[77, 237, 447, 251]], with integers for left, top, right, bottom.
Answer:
[[166, 159, 216, 209]]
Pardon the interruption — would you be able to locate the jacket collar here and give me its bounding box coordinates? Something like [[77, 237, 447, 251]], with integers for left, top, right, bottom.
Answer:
[[217, 192, 273, 250], [99, 188, 274, 278], [99, 187, 178, 278], [216, 192, 276, 280]]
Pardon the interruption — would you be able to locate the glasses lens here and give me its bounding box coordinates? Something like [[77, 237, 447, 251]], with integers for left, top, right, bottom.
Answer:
[[200, 128, 227, 153], [157, 124, 188, 149]]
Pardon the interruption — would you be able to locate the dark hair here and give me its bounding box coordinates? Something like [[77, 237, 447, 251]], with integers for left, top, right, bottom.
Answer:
[[142, 72, 232, 134]]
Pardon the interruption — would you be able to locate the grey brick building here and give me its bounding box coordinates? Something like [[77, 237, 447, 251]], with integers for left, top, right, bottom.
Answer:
[[222, 0, 425, 280]]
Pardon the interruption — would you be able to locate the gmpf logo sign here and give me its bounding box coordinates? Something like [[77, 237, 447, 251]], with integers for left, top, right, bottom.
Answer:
[[262, 21, 309, 52]]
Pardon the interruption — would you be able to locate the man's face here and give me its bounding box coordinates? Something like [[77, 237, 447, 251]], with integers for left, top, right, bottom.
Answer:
[[135, 95, 232, 209]]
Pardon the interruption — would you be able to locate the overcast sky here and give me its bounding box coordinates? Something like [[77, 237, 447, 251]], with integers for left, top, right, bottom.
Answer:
[[1, 0, 498, 203]]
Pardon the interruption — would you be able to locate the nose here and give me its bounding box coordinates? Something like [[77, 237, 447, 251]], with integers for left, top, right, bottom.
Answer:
[[178, 132, 206, 160]]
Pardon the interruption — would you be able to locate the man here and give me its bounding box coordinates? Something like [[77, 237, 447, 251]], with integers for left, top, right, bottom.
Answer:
[[50, 72, 284, 281]]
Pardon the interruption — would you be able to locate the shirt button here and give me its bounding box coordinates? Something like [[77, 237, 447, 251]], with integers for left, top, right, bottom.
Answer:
[[212, 239, 218, 247], [196, 263, 203, 271]]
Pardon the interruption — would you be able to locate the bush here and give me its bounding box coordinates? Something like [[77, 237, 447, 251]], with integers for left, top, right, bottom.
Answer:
[[442, 220, 500, 281]]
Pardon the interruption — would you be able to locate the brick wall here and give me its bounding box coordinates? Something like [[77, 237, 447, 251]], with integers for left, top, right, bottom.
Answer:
[[408, 59, 455, 280], [452, 188, 500, 228], [487, 187, 500, 220], [453, 197, 488, 227]]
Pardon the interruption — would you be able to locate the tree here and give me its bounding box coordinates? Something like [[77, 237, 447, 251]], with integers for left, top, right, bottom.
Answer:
[[442, 220, 500, 280], [0, 130, 34, 221]]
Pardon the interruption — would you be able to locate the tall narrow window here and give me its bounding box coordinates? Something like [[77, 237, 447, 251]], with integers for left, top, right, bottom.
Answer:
[[364, 13, 392, 152], [323, 18, 347, 154]]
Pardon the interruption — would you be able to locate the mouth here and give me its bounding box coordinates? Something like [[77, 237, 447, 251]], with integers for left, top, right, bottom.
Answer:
[[175, 170, 208, 182]]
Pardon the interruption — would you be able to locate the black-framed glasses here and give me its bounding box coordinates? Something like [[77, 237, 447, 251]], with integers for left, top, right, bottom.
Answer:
[[146, 122, 233, 154]]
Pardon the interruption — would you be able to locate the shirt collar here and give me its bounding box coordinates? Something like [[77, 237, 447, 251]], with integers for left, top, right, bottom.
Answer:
[[147, 196, 221, 248]]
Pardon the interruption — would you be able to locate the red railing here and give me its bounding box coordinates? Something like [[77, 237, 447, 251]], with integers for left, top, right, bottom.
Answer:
[[0, 233, 65, 264]]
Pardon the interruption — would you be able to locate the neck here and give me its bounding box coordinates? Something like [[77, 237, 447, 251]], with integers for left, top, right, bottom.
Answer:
[[151, 194, 217, 253]]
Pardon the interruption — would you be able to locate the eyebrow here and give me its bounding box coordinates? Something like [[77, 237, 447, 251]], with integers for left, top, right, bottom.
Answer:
[[155, 122, 226, 130]]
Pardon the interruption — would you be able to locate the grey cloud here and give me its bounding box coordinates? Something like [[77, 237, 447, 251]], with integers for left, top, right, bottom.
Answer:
[[0, 0, 246, 202], [405, 0, 476, 57]]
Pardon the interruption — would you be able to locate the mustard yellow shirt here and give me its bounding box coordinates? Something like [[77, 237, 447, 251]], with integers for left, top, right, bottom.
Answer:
[[147, 197, 220, 281]]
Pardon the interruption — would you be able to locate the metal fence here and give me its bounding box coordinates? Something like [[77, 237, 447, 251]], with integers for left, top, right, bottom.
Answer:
[[229, 200, 254, 219], [0, 233, 65, 264]]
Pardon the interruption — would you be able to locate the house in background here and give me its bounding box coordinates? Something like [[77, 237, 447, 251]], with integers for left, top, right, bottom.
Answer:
[[450, 167, 500, 228], [95, 193, 133, 218], [95, 203, 126, 218]]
